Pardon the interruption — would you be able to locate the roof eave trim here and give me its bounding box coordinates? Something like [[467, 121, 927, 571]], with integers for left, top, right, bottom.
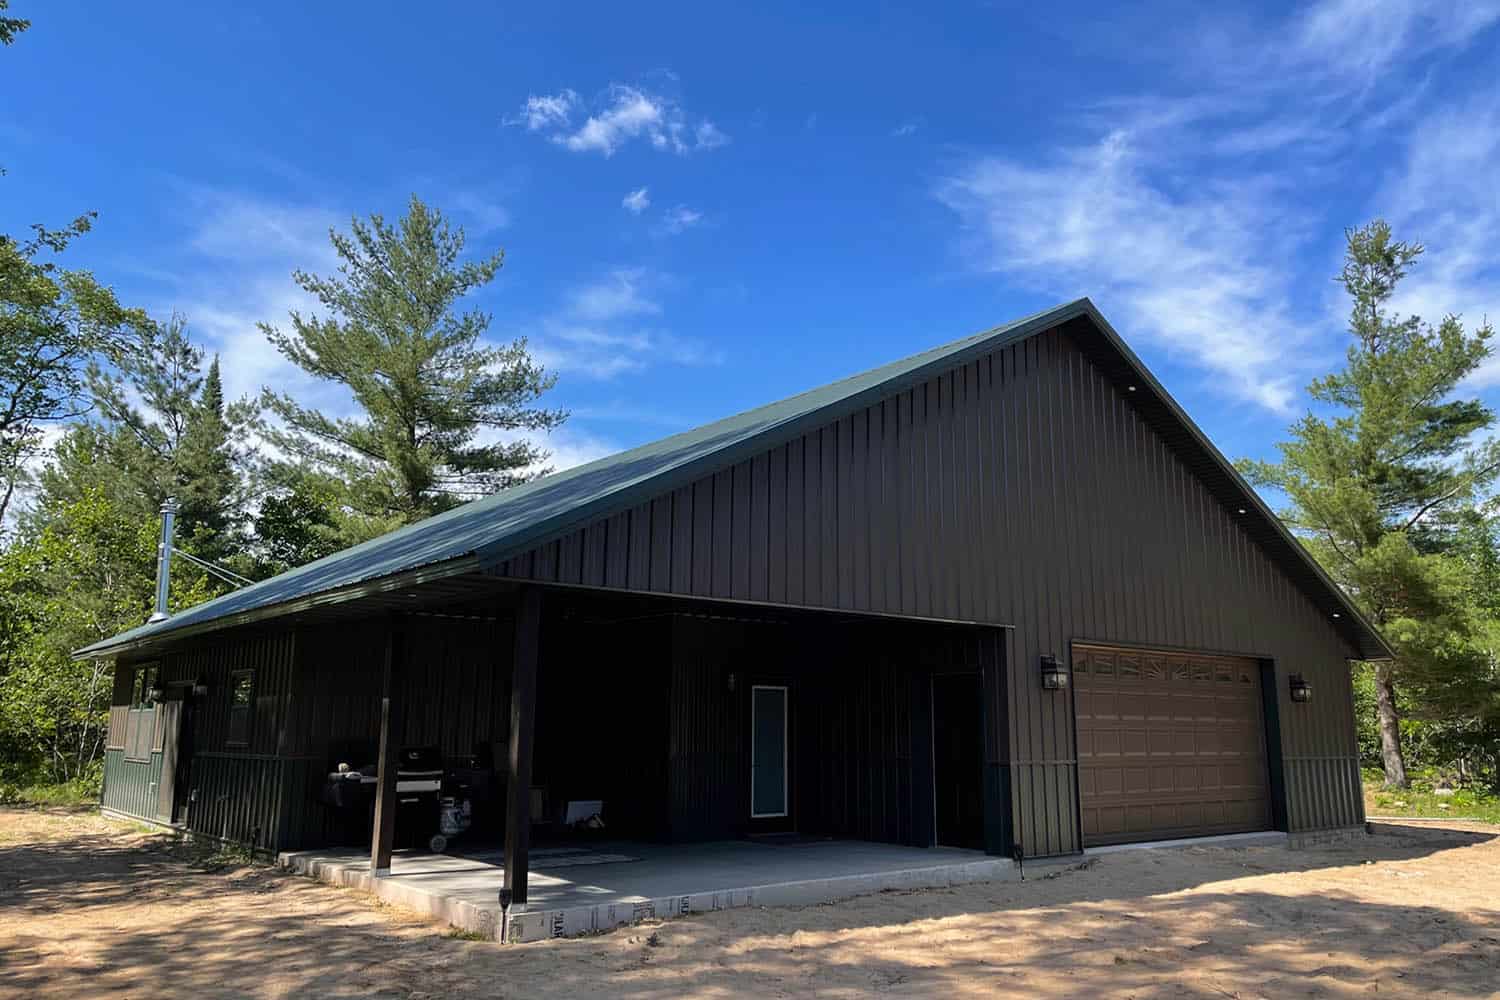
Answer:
[[72, 554, 484, 660]]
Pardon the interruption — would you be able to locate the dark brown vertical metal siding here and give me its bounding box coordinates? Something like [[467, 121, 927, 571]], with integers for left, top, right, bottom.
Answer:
[[105, 617, 521, 851], [488, 325, 1365, 854], [667, 616, 985, 848]]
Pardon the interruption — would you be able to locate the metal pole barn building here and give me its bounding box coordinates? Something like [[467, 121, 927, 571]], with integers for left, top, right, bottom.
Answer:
[[79, 299, 1390, 903]]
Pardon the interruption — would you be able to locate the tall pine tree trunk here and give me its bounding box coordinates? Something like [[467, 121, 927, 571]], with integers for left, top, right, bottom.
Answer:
[[1373, 662, 1408, 788]]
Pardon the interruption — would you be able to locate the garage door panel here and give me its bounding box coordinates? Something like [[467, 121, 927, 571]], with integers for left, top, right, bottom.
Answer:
[[1076, 644, 1272, 846]]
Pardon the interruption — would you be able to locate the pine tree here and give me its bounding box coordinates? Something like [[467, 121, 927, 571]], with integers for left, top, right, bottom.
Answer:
[[30, 316, 250, 563], [258, 195, 565, 529], [176, 356, 244, 562], [1242, 221, 1500, 788]]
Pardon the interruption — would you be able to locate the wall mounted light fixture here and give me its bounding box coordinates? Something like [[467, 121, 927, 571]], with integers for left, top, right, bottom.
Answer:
[[1041, 655, 1069, 691], [1289, 674, 1313, 703]]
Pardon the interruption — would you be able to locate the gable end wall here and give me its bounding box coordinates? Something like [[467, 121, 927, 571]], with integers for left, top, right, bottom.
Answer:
[[496, 325, 1366, 854]]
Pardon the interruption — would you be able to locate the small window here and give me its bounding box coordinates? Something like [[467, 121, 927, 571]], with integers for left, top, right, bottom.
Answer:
[[130, 665, 158, 708], [1116, 655, 1141, 679], [227, 670, 254, 746], [125, 665, 159, 761], [1215, 663, 1234, 684]]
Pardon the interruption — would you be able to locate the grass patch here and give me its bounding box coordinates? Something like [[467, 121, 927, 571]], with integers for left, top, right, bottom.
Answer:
[[1363, 770, 1500, 824], [192, 840, 260, 871], [444, 927, 491, 942], [0, 778, 100, 809]]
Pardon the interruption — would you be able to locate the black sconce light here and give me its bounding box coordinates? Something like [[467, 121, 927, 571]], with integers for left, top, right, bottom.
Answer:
[[192, 677, 209, 697], [1289, 674, 1313, 703], [726, 671, 738, 694], [1040, 655, 1069, 691], [147, 684, 165, 703]]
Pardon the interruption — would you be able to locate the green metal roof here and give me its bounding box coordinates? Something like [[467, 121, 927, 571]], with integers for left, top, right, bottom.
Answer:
[[77, 299, 1391, 659]]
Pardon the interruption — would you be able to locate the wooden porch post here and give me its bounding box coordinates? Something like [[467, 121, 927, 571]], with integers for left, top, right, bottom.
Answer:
[[504, 586, 542, 904], [370, 618, 406, 875]]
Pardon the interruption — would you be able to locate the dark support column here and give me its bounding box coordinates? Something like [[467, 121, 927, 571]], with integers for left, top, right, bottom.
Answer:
[[504, 586, 542, 904], [370, 619, 406, 874]]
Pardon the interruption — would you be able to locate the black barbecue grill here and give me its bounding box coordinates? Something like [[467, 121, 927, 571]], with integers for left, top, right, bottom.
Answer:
[[320, 745, 465, 853]]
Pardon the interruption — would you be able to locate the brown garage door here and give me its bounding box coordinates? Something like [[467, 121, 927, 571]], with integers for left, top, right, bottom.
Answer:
[[1074, 644, 1271, 846]]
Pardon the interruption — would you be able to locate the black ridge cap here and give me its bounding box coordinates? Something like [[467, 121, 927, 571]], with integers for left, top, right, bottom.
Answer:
[[75, 297, 1390, 661]]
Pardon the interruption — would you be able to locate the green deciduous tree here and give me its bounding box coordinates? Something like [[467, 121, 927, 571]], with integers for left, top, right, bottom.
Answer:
[[0, 215, 152, 529], [258, 195, 564, 533], [0, 489, 216, 784], [251, 482, 342, 577], [1242, 221, 1500, 788]]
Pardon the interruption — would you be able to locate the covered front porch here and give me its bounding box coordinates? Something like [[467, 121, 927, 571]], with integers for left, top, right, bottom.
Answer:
[[282, 836, 1015, 942], [285, 577, 1013, 934]]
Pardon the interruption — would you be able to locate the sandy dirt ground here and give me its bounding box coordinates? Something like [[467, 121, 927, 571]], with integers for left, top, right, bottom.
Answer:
[[2, 809, 1498, 999]]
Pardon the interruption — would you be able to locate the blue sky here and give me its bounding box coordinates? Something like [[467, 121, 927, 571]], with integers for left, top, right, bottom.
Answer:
[[4, 1, 1500, 477]]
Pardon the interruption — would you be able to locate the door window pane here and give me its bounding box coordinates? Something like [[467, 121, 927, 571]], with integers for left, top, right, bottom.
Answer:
[[751, 686, 787, 818]]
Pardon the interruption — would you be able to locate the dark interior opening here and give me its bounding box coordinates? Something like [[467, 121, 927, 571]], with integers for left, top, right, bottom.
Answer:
[[932, 672, 984, 850]]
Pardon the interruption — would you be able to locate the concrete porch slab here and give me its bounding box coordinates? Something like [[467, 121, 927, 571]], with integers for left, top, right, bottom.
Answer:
[[279, 839, 1017, 943]]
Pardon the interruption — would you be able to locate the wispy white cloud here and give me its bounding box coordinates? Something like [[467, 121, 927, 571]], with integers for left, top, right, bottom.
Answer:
[[891, 119, 922, 138], [185, 187, 338, 266], [657, 205, 703, 235], [537, 426, 620, 471], [507, 83, 729, 158], [506, 89, 579, 131], [1380, 93, 1500, 388], [933, 0, 1500, 412], [622, 187, 651, 214], [567, 267, 662, 322], [446, 189, 511, 234], [936, 132, 1306, 413], [160, 190, 346, 411], [531, 268, 723, 379], [694, 121, 730, 151], [1290, 1, 1500, 85]]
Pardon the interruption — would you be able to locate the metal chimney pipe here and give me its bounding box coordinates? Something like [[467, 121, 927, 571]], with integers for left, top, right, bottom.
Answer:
[[148, 497, 179, 623]]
